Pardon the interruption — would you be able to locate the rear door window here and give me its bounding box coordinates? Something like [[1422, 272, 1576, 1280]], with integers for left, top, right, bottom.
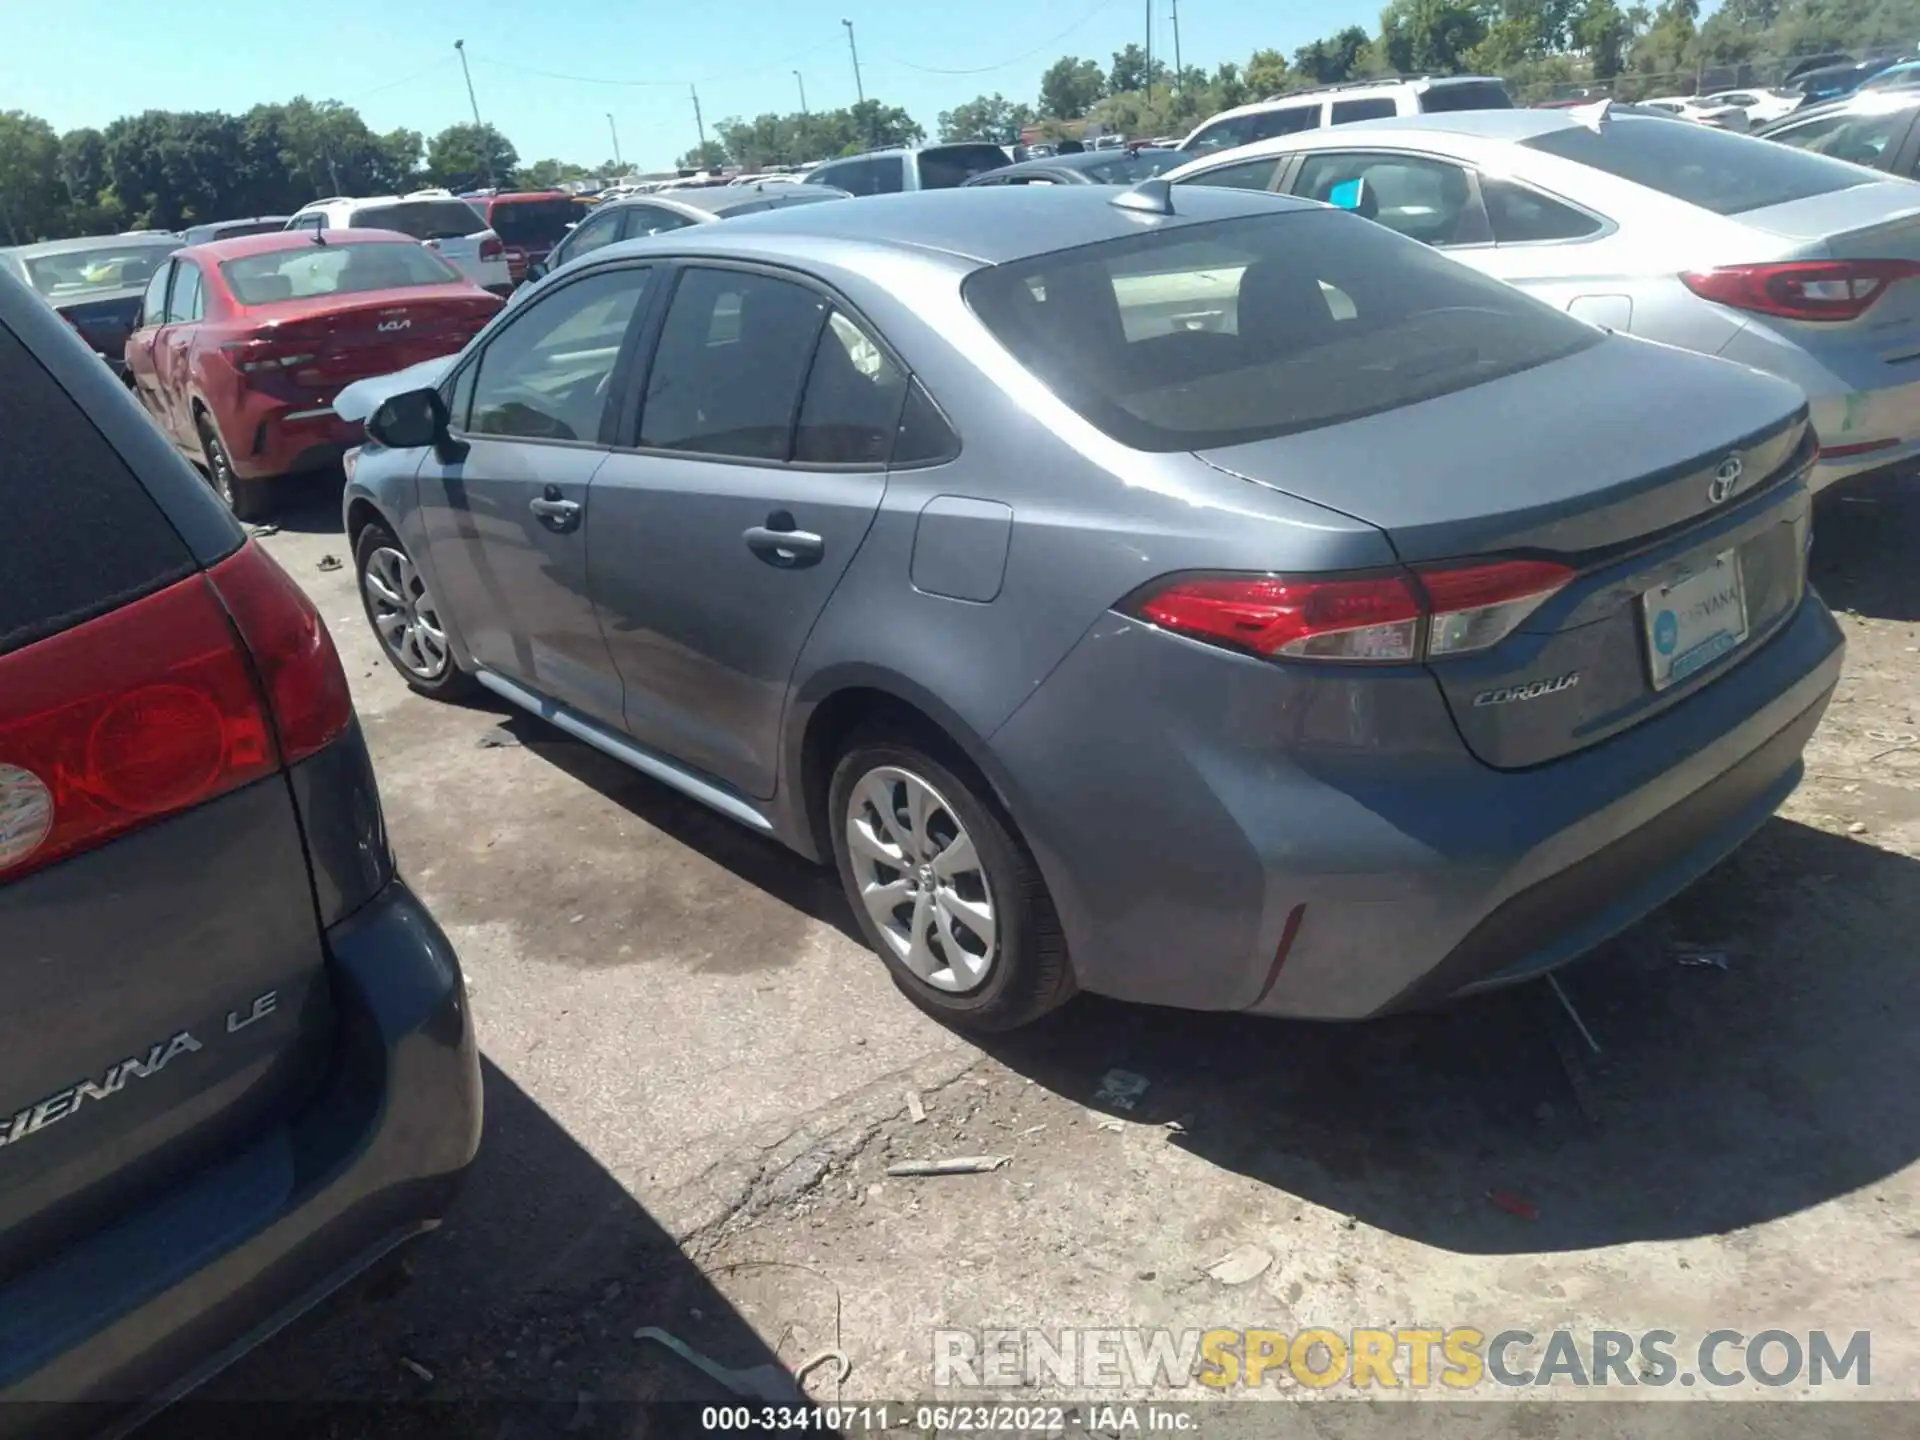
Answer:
[[165, 261, 203, 322], [1250, 105, 1322, 140], [348, 199, 486, 239], [487, 197, 578, 247], [919, 145, 1012, 188], [139, 264, 173, 327], [0, 320, 195, 656], [467, 267, 652, 443], [1524, 115, 1875, 213], [1330, 98, 1397, 125], [1481, 178, 1604, 242], [1295, 152, 1491, 246], [1184, 114, 1257, 154], [1766, 106, 1914, 168], [962, 209, 1594, 452], [812, 158, 894, 196], [794, 311, 910, 464], [639, 268, 828, 459], [1419, 81, 1514, 112], [557, 207, 623, 265]]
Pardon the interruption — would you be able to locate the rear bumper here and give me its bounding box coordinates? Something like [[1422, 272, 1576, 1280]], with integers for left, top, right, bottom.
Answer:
[[0, 879, 480, 1433], [218, 398, 363, 484], [989, 591, 1844, 1021]]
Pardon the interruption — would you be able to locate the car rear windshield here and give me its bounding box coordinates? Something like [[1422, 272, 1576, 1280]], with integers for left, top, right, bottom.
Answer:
[[963, 210, 1597, 453], [220, 241, 463, 304], [920, 145, 1014, 188], [348, 199, 486, 240], [487, 197, 578, 245], [1420, 80, 1514, 112], [1524, 116, 1874, 214], [20, 244, 173, 298]]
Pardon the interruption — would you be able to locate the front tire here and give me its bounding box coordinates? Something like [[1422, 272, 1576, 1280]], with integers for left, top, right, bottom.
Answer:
[[829, 732, 1073, 1032], [196, 412, 273, 523], [354, 521, 477, 700]]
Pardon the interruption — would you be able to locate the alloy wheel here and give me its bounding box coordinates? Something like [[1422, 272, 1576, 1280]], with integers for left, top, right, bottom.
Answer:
[[362, 546, 451, 680], [844, 766, 998, 993]]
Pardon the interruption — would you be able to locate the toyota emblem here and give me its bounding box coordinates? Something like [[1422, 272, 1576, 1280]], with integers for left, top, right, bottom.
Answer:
[[1708, 455, 1743, 505]]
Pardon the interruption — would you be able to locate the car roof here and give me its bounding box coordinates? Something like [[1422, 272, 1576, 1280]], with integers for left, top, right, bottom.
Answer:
[[180, 227, 420, 262], [1760, 87, 1920, 131], [970, 149, 1178, 182], [485, 190, 572, 205], [610, 184, 852, 220], [614, 182, 1321, 266], [1199, 74, 1505, 123], [2, 233, 182, 258]]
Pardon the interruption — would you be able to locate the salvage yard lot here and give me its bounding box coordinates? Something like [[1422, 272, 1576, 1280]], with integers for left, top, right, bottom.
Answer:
[[169, 483, 1920, 1424]]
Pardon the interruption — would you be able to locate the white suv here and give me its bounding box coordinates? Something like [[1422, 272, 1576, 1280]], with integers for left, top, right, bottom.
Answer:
[[1178, 75, 1513, 155], [285, 191, 511, 295]]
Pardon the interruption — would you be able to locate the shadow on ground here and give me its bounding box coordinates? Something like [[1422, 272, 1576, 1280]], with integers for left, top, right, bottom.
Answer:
[[1813, 480, 1920, 621], [976, 817, 1920, 1255], [145, 1060, 778, 1437]]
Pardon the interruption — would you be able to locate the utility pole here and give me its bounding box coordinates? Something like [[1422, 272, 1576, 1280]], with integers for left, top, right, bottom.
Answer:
[[690, 84, 708, 165], [1170, 0, 1183, 92], [607, 113, 623, 173], [842, 18, 869, 147], [452, 40, 496, 187], [1144, 0, 1153, 106], [794, 69, 809, 118], [794, 70, 811, 162]]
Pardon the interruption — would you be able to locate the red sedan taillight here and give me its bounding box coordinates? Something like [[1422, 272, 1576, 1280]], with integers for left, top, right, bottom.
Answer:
[[0, 541, 351, 881], [1682, 259, 1920, 322], [1131, 559, 1572, 664]]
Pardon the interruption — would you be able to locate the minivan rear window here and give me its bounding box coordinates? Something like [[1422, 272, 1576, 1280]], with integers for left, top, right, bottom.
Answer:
[[963, 211, 1596, 453], [920, 145, 1014, 189], [1524, 115, 1873, 214], [1420, 81, 1515, 112], [348, 200, 486, 240], [487, 197, 579, 246]]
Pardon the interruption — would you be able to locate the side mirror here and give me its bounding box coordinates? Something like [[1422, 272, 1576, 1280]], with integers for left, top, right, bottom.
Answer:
[[366, 386, 467, 462]]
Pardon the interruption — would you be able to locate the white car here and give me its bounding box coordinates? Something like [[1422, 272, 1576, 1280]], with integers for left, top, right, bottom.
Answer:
[[285, 191, 511, 294], [1639, 95, 1752, 133], [1166, 103, 1920, 494], [1709, 88, 1806, 126], [1179, 75, 1513, 155]]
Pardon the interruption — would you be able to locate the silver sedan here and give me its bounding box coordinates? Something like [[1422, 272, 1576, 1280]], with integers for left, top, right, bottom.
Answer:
[[1166, 104, 1920, 493]]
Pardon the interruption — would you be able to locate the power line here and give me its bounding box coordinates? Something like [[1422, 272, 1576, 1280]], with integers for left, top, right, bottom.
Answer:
[[470, 39, 839, 92], [874, 0, 1129, 76]]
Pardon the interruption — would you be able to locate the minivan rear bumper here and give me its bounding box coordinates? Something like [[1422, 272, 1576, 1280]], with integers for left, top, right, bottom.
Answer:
[[989, 590, 1844, 1021], [0, 879, 480, 1435]]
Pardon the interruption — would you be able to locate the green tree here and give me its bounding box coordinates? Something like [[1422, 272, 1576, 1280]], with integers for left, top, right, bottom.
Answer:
[[1243, 48, 1293, 96], [676, 140, 732, 170], [1378, 0, 1489, 72], [0, 111, 62, 243], [1211, 60, 1251, 109], [426, 123, 518, 191], [1293, 26, 1371, 83], [1574, 0, 1634, 78], [938, 93, 1035, 143], [1108, 43, 1171, 95], [1039, 55, 1107, 118]]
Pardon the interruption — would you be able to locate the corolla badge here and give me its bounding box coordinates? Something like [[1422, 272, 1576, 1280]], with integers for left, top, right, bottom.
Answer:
[[1473, 672, 1580, 707], [1708, 455, 1743, 505]]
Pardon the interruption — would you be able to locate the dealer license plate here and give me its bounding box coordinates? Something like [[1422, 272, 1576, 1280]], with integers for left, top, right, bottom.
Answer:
[[1643, 549, 1748, 690]]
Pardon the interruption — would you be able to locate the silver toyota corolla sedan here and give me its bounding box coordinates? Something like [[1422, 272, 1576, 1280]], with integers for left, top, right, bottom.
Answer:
[[339, 183, 1843, 1031], [1166, 105, 1920, 494]]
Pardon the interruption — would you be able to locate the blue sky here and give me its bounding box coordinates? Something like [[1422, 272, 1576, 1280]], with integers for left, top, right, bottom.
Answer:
[[15, 0, 1400, 171]]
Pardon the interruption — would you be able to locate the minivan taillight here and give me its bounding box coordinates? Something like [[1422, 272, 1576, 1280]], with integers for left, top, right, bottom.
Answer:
[[1132, 559, 1572, 664], [479, 233, 504, 262], [1681, 260, 1920, 322], [207, 541, 353, 764], [0, 541, 354, 882], [0, 573, 278, 881]]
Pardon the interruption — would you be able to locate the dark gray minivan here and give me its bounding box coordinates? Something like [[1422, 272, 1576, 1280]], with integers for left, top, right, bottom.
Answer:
[[0, 269, 479, 1433]]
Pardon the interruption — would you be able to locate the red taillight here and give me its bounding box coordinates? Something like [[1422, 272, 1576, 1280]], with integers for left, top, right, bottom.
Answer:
[[207, 541, 353, 764], [1681, 260, 1920, 322], [1133, 559, 1572, 665], [1136, 574, 1423, 662], [221, 335, 317, 374], [479, 234, 504, 262], [0, 574, 277, 880]]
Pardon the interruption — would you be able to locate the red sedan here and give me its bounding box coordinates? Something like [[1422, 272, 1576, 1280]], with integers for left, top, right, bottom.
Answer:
[[125, 229, 502, 519]]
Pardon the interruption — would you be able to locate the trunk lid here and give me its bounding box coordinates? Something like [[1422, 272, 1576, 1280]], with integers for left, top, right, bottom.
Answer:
[[0, 317, 331, 1281], [52, 289, 144, 362], [1737, 184, 1920, 345], [1196, 334, 1815, 768], [240, 288, 496, 396]]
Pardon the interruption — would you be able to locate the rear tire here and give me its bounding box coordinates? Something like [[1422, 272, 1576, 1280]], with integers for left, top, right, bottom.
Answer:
[[829, 729, 1074, 1032], [196, 412, 273, 523], [354, 521, 477, 701]]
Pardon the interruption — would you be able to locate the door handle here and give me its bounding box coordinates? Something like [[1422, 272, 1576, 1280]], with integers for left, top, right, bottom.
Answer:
[[529, 491, 582, 531], [744, 512, 824, 568]]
